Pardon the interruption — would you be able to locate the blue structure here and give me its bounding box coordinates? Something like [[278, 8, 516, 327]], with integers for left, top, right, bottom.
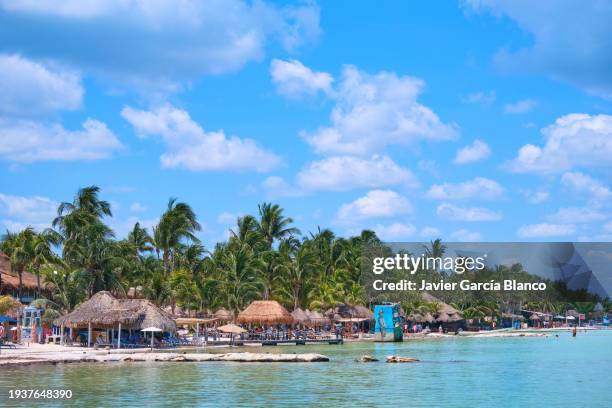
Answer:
[[373, 303, 403, 342]]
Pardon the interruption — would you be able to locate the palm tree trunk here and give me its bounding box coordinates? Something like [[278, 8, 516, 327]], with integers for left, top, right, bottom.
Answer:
[[37, 274, 41, 297], [18, 267, 24, 300]]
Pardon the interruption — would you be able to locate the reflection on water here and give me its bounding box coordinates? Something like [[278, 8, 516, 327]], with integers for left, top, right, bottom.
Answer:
[[1, 331, 611, 407]]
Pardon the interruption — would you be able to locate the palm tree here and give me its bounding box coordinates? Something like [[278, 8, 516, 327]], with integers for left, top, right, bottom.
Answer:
[[424, 238, 446, 258], [257, 203, 300, 247], [1, 228, 36, 300], [154, 198, 201, 273], [278, 240, 316, 309], [31, 229, 62, 296], [127, 222, 154, 254]]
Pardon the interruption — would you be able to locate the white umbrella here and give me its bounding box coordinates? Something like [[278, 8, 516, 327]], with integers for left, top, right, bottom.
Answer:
[[141, 327, 163, 347], [10, 327, 18, 331], [565, 316, 576, 320], [554, 315, 565, 319]]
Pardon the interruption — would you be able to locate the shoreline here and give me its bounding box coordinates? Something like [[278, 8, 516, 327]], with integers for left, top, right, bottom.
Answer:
[[2, 327, 606, 366]]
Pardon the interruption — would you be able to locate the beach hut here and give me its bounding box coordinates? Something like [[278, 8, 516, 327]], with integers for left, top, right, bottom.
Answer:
[[291, 308, 309, 326], [237, 300, 294, 325], [213, 308, 234, 322], [55, 291, 176, 347]]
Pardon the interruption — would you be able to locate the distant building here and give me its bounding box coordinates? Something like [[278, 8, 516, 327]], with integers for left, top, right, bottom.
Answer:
[[0, 251, 40, 304]]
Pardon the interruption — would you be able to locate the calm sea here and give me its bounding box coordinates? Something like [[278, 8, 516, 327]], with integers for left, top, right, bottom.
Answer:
[[1, 330, 611, 407]]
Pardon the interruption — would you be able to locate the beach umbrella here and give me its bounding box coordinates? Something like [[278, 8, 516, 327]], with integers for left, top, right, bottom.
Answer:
[[217, 323, 247, 334], [142, 327, 162, 347], [554, 315, 565, 319], [565, 316, 575, 320]]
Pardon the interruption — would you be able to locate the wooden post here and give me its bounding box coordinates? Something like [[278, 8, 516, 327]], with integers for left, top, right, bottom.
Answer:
[[88, 321, 92, 347], [60, 324, 65, 346], [118, 323, 121, 349]]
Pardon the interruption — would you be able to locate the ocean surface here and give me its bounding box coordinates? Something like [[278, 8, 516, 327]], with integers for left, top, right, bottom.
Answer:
[[1, 330, 611, 407]]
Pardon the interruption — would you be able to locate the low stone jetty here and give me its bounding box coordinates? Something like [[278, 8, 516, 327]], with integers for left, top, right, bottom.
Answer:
[[0, 351, 329, 366]]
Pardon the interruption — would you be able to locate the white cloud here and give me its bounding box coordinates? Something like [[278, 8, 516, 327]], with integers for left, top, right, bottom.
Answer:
[[453, 140, 491, 164], [517, 223, 576, 238], [0, 54, 83, 117], [262, 176, 304, 198], [0, 1, 320, 90], [270, 59, 333, 98], [300, 65, 458, 155], [504, 99, 537, 114], [546, 207, 608, 224], [121, 105, 281, 172], [462, 90, 496, 104], [217, 212, 238, 225], [561, 171, 612, 204], [521, 189, 550, 204], [421, 226, 442, 237], [506, 114, 612, 174], [0, 118, 122, 162], [462, 0, 612, 98], [297, 155, 418, 192], [436, 203, 502, 222], [336, 190, 412, 224], [129, 202, 147, 212], [450, 229, 483, 242], [0, 192, 57, 231], [373, 223, 417, 241], [426, 177, 503, 200]]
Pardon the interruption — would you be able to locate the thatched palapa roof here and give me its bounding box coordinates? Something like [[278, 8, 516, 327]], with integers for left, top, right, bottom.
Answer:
[[291, 308, 309, 324], [237, 300, 293, 325], [213, 308, 234, 321], [0, 251, 39, 291], [55, 291, 176, 332], [421, 293, 463, 323]]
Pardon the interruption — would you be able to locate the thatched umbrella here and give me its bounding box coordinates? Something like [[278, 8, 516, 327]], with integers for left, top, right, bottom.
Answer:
[[218, 323, 247, 334], [291, 308, 309, 325], [55, 291, 116, 329], [305, 310, 328, 325], [213, 308, 234, 322], [529, 313, 540, 320], [237, 300, 294, 325], [349, 305, 374, 320]]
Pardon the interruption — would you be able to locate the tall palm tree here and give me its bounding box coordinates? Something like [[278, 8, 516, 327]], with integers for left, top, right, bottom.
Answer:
[[257, 203, 300, 247], [31, 229, 62, 296], [1, 228, 36, 299], [127, 222, 154, 254], [154, 198, 201, 273]]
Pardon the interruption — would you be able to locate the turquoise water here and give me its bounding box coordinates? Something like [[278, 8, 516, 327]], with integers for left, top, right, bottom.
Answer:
[[1, 330, 611, 407]]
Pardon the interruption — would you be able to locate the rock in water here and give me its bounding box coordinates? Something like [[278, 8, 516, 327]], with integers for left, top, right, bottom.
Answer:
[[386, 355, 419, 363], [356, 355, 379, 362]]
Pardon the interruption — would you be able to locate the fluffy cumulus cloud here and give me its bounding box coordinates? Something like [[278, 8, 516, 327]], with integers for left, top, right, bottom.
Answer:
[[121, 105, 281, 172], [546, 207, 608, 224], [426, 177, 503, 200], [462, 90, 496, 104], [335, 190, 412, 224], [270, 59, 333, 98], [506, 114, 612, 174], [0, 118, 122, 162], [453, 140, 491, 164], [296, 155, 418, 192], [421, 226, 442, 237], [0, 192, 57, 231], [0, 54, 83, 116], [436, 203, 502, 222], [521, 189, 550, 204], [0, 0, 320, 89], [129, 202, 147, 213], [294, 64, 457, 155], [450, 229, 483, 241], [561, 171, 612, 204], [373, 223, 417, 241], [517, 223, 576, 238], [463, 0, 612, 98], [504, 99, 537, 114]]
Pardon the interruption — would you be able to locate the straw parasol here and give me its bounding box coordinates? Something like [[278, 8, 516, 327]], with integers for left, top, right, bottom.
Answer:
[[213, 308, 234, 322], [529, 313, 540, 320], [237, 300, 294, 325], [305, 310, 328, 325], [217, 323, 247, 334], [55, 291, 176, 332], [291, 308, 309, 325]]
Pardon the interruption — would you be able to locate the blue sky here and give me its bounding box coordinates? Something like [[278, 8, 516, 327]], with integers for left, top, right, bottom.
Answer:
[[1, 0, 611, 246]]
